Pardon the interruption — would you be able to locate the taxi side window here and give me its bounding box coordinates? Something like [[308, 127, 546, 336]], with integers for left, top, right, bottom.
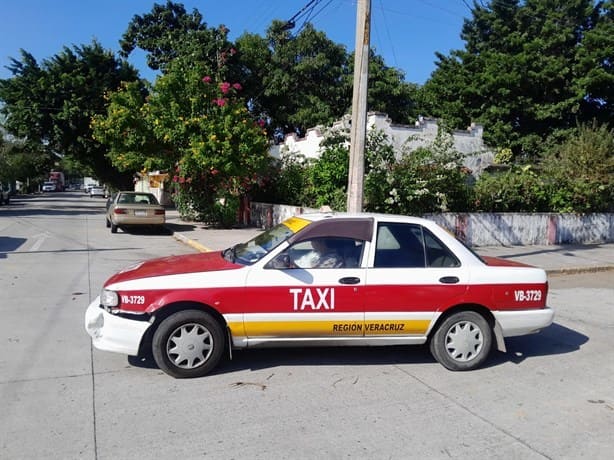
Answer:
[[267, 237, 364, 269], [374, 223, 426, 268], [424, 229, 460, 268]]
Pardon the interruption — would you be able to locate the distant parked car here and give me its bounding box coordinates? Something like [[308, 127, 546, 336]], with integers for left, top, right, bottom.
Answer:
[[42, 181, 57, 192], [89, 186, 106, 198], [105, 191, 166, 233]]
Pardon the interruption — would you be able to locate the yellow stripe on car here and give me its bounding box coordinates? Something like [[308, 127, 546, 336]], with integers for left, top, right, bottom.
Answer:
[[229, 319, 431, 337]]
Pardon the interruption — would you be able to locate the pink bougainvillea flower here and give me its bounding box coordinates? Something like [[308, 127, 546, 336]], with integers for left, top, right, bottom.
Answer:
[[172, 175, 179, 182], [257, 119, 266, 128], [178, 177, 185, 184], [232, 82, 242, 91], [219, 82, 231, 94], [202, 76, 212, 83], [213, 98, 227, 107]]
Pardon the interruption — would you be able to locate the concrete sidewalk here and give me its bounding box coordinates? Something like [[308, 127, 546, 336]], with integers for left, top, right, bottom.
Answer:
[[164, 209, 614, 275]]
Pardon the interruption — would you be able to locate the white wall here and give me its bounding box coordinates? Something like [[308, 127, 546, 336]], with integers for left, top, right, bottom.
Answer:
[[250, 202, 614, 246], [270, 113, 495, 176]]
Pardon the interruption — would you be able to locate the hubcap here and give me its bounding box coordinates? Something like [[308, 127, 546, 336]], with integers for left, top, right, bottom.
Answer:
[[444, 320, 483, 362], [166, 323, 213, 369]]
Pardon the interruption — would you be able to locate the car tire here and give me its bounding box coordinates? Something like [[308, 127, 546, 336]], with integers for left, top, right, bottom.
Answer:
[[429, 310, 492, 371], [152, 310, 225, 378], [110, 223, 118, 233]]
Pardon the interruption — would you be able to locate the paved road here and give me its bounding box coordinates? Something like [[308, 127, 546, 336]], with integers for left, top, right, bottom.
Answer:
[[1, 193, 613, 459]]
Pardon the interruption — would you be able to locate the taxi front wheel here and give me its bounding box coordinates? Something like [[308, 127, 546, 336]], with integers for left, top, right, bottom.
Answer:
[[429, 311, 492, 371], [152, 310, 225, 378]]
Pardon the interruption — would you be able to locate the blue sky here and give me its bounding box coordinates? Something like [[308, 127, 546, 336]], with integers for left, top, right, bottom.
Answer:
[[1, 0, 470, 84]]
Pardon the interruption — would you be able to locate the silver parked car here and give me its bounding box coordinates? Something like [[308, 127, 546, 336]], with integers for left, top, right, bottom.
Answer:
[[105, 191, 166, 233]]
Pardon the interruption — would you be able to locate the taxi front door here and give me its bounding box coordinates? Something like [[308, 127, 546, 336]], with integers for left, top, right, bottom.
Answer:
[[243, 264, 366, 342]]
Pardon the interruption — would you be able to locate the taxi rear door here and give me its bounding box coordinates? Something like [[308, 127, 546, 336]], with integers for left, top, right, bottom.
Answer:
[[364, 222, 469, 338]]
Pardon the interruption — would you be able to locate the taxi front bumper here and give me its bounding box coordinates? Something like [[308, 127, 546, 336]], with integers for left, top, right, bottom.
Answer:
[[84, 296, 152, 356]]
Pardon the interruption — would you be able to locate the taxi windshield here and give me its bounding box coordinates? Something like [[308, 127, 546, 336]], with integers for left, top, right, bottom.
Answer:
[[225, 217, 310, 265]]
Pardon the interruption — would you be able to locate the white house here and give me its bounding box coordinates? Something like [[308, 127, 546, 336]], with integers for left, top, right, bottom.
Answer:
[[269, 113, 495, 176]]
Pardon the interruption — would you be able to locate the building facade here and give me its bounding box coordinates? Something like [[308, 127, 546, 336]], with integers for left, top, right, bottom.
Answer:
[[269, 113, 495, 176]]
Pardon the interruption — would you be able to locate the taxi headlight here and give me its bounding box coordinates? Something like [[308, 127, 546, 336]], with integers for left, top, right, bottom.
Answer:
[[100, 289, 119, 307]]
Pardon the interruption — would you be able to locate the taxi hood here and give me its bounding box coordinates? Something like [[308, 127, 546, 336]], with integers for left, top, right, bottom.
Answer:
[[103, 251, 240, 286]]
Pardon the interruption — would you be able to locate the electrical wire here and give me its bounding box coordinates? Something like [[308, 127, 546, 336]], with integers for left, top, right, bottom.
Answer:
[[377, 0, 399, 68], [296, 0, 336, 34]]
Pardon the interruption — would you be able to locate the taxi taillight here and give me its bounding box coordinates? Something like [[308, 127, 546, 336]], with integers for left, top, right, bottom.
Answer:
[[114, 208, 127, 214], [154, 209, 165, 215]]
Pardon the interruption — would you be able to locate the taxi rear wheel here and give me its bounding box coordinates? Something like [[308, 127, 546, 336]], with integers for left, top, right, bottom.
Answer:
[[152, 310, 224, 378], [429, 311, 492, 371]]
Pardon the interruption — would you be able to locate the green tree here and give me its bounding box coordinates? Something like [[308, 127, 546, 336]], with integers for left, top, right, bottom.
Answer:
[[236, 21, 421, 136], [120, 0, 238, 79], [236, 21, 350, 136], [0, 43, 139, 188], [422, 0, 612, 158], [0, 135, 52, 191], [94, 57, 270, 224], [573, 0, 614, 124]]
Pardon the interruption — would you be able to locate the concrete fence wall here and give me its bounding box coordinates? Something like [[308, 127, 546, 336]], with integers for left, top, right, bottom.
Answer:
[[425, 213, 614, 246], [249, 202, 614, 246]]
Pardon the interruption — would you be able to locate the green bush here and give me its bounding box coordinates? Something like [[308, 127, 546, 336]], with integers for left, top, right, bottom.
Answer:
[[306, 144, 349, 210], [372, 130, 471, 215], [472, 166, 550, 212], [252, 154, 310, 206], [541, 123, 613, 212], [263, 123, 613, 214]]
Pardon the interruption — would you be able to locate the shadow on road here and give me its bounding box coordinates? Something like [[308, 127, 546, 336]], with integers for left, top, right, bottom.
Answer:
[[0, 236, 28, 259], [1, 193, 105, 216], [488, 322, 588, 367]]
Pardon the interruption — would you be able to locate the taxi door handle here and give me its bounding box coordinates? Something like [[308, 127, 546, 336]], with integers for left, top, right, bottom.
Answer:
[[339, 277, 361, 285], [439, 276, 460, 284]]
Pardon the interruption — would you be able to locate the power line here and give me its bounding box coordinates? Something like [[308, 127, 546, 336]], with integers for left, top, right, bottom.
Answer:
[[377, 0, 398, 68], [296, 0, 336, 34]]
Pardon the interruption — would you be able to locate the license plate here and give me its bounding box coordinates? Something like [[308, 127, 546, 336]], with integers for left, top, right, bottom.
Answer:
[[134, 210, 147, 217]]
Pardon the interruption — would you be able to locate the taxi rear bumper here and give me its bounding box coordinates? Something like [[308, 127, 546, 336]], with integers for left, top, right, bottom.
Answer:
[[494, 306, 555, 337]]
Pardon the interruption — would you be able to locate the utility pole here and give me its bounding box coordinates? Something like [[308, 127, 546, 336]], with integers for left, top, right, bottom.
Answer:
[[346, 0, 371, 213]]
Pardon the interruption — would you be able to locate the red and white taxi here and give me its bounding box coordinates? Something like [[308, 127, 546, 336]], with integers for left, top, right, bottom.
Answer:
[[85, 213, 554, 378]]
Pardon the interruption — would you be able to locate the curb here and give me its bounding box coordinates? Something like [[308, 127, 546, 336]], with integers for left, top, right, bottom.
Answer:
[[171, 232, 211, 253], [546, 265, 614, 276]]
